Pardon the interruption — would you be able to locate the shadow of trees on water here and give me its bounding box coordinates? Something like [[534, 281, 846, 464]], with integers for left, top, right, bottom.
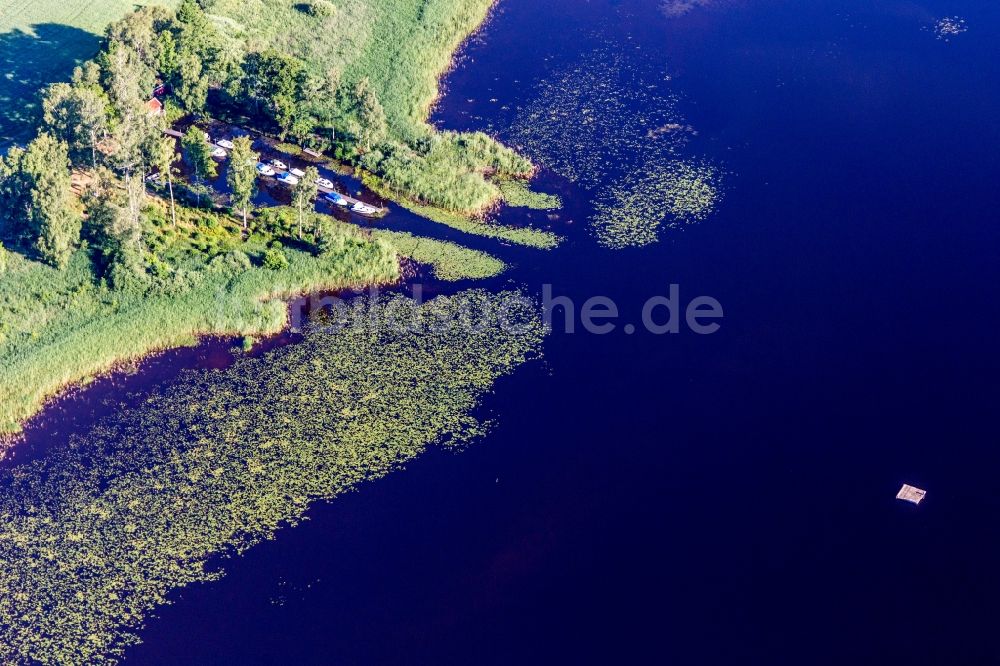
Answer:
[[0, 23, 100, 147]]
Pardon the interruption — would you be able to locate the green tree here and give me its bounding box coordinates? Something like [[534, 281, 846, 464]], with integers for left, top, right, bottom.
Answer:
[[74, 61, 103, 89], [87, 185, 148, 290], [354, 78, 387, 152], [106, 6, 174, 70], [175, 52, 209, 113], [305, 66, 342, 147], [41, 82, 109, 169], [291, 166, 319, 239], [262, 246, 289, 270], [289, 114, 318, 145], [156, 29, 179, 78], [152, 137, 179, 227], [104, 41, 162, 227], [181, 126, 216, 206], [22, 135, 79, 268], [227, 136, 258, 230], [0, 148, 32, 242], [177, 0, 211, 29], [240, 50, 304, 134]]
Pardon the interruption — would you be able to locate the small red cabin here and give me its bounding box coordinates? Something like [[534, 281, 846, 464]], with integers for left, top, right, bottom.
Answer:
[[146, 98, 164, 116]]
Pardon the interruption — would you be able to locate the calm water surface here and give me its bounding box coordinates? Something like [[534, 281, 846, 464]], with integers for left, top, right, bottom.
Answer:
[[115, 0, 1000, 662]]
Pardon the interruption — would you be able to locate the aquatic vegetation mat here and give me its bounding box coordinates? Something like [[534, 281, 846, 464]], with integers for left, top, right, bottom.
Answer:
[[0, 289, 545, 664], [509, 47, 723, 248], [592, 159, 721, 249], [933, 16, 967, 41], [660, 0, 717, 19]]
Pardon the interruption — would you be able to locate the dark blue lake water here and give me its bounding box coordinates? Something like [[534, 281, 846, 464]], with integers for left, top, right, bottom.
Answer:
[[119, 0, 1000, 663]]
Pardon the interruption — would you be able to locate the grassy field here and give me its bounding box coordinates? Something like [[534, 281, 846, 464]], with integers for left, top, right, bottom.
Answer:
[[0, 0, 176, 144], [208, 0, 493, 141]]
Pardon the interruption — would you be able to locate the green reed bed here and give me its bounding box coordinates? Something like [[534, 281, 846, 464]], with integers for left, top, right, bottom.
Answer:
[[361, 172, 562, 249], [498, 179, 562, 211], [372, 229, 506, 281]]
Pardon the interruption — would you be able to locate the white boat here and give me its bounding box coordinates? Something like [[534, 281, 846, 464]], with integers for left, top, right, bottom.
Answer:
[[211, 147, 228, 159], [216, 139, 235, 150], [277, 172, 300, 186], [256, 162, 276, 176], [351, 202, 380, 216], [290, 167, 306, 178], [316, 177, 334, 189], [270, 159, 288, 171], [324, 192, 348, 206]]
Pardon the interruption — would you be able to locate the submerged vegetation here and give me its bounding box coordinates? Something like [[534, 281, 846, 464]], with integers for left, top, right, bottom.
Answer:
[[509, 47, 722, 247], [0, 289, 546, 664], [934, 16, 967, 41]]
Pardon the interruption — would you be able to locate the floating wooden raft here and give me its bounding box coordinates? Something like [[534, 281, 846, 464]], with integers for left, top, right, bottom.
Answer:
[[896, 484, 927, 505]]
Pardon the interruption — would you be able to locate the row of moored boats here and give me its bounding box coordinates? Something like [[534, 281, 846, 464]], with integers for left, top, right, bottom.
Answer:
[[210, 136, 382, 217]]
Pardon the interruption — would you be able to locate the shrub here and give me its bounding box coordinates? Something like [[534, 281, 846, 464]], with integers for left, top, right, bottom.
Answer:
[[295, 1, 334, 19], [163, 99, 187, 125], [262, 247, 289, 270], [208, 250, 252, 275]]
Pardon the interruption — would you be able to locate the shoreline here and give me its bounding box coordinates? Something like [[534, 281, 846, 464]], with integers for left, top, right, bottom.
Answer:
[[0, 260, 403, 446]]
